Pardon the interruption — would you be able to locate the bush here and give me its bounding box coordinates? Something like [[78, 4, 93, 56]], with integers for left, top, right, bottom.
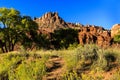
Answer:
[[75, 44, 98, 70], [113, 32, 120, 43], [91, 48, 120, 72], [67, 43, 80, 50], [62, 71, 81, 80], [51, 28, 79, 49], [13, 60, 46, 80], [62, 50, 79, 71], [103, 50, 119, 71], [0, 52, 47, 80]]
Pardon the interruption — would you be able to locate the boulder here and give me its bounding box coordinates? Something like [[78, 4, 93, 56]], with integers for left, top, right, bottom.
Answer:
[[111, 24, 120, 37]]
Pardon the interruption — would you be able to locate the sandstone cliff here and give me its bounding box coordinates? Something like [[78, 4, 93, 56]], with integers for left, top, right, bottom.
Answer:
[[34, 12, 69, 34], [78, 25, 112, 47], [34, 12, 113, 47]]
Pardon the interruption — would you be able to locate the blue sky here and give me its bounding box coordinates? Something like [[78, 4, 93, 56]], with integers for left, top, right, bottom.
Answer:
[[0, 0, 120, 29]]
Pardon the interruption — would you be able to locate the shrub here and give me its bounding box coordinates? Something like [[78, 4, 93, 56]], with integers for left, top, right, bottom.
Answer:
[[62, 71, 81, 80], [0, 51, 48, 80], [51, 28, 79, 49], [75, 44, 98, 70], [81, 72, 104, 80], [67, 42, 79, 50], [103, 49, 119, 71], [114, 34, 120, 43], [14, 59, 46, 80], [91, 49, 108, 72], [62, 51, 78, 71], [0, 44, 120, 79]]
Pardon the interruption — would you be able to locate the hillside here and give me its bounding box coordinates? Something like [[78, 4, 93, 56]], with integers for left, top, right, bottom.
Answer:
[[0, 44, 120, 80]]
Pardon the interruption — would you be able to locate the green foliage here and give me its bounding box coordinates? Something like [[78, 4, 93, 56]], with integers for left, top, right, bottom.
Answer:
[[0, 53, 25, 79], [91, 49, 108, 72], [103, 49, 120, 71], [91, 48, 120, 72], [67, 42, 80, 50], [0, 7, 38, 53], [114, 35, 120, 43], [0, 7, 21, 52], [34, 34, 50, 50], [12, 59, 46, 80], [62, 71, 81, 80], [76, 44, 98, 61], [62, 51, 79, 71], [81, 73, 104, 80], [62, 44, 120, 79], [75, 44, 98, 70], [51, 28, 79, 49], [113, 31, 120, 43], [0, 45, 120, 79], [0, 52, 47, 80]]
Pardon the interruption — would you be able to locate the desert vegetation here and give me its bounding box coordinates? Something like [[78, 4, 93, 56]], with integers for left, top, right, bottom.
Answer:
[[0, 44, 120, 80], [114, 31, 120, 43]]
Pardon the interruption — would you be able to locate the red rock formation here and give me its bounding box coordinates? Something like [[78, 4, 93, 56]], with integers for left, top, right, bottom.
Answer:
[[78, 26, 112, 47], [34, 12, 69, 34], [34, 12, 113, 47], [111, 24, 120, 37]]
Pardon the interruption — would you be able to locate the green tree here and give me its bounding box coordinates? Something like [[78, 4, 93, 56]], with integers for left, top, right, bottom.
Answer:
[[21, 16, 50, 50], [20, 16, 38, 50], [51, 28, 79, 49], [0, 8, 38, 53]]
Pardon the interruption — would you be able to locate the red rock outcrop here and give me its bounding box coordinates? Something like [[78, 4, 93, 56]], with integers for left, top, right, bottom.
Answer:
[[34, 12, 113, 47], [111, 24, 120, 37], [34, 12, 69, 34], [34, 12, 83, 34], [78, 25, 112, 47]]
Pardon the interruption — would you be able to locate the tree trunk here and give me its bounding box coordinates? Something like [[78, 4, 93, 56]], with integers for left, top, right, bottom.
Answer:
[[8, 42, 11, 52], [1, 47, 5, 53], [11, 43, 14, 51], [4, 43, 8, 53], [0, 40, 5, 53]]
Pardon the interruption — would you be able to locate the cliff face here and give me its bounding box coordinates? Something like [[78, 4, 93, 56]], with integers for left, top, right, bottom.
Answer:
[[34, 12, 83, 34], [34, 12, 113, 47], [34, 12, 69, 34], [78, 25, 112, 47]]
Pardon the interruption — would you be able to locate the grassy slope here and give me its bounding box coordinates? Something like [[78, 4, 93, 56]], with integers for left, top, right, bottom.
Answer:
[[0, 44, 120, 80]]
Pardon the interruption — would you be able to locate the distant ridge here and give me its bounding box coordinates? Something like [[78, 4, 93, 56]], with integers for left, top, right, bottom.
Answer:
[[34, 12, 69, 33], [34, 12, 120, 47]]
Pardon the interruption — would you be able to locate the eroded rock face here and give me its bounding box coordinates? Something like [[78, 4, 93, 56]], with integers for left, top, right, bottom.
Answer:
[[111, 24, 120, 37], [34, 12, 68, 33], [34, 12, 83, 34], [34, 12, 113, 47], [78, 25, 112, 47]]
